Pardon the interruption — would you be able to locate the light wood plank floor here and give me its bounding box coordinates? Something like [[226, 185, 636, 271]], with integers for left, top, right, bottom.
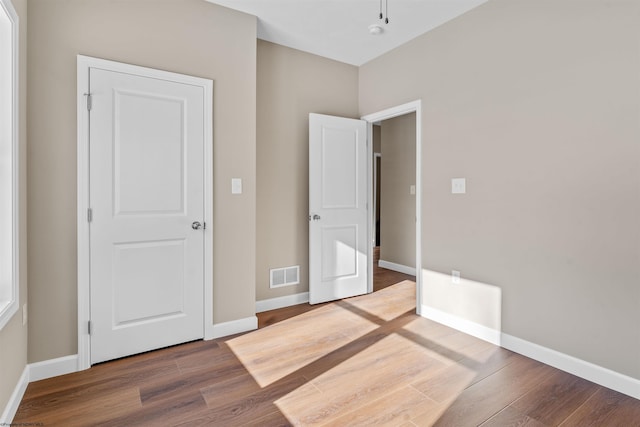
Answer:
[[14, 261, 640, 426]]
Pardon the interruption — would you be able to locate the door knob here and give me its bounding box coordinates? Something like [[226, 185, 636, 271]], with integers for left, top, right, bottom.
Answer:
[[191, 221, 203, 230], [312, 214, 321, 221]]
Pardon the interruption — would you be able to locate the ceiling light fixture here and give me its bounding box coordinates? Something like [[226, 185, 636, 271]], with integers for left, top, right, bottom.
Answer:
[[370, 0, 389, 35], [368, 24, 384, 35]]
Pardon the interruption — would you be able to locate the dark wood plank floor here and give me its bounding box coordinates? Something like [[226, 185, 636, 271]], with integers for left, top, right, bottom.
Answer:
[[14, 253, 640, 426], [372, 247, 416, 292]]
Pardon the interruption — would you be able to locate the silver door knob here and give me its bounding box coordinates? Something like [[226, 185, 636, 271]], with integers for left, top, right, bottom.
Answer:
[[192, 221, 203, 230], [312, 214, 321, 221]]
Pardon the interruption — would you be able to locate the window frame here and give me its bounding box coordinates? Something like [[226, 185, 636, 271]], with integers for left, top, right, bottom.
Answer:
[[0, 0, 20, 331]]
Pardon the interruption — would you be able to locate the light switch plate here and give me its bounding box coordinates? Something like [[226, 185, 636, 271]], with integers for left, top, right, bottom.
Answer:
[[452, 178, 466, 194], [231, 178, 242, 195], [410, 185, 416, 195]]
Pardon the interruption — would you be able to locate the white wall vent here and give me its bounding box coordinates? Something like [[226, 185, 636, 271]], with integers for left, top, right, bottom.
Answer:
[[270, 265, 300, 288]]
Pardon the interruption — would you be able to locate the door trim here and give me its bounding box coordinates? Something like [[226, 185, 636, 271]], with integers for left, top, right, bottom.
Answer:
[[76, 55, 213, 370], [361, 100, 422, 313]]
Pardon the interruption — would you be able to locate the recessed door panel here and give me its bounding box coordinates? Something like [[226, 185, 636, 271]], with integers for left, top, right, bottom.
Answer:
[[321, 128, 358, 209], [112, 239, 185, 327], [114, 91, 185, 216]]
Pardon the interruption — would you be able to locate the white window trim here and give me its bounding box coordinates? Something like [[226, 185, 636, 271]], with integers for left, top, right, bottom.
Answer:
[[0, 0, 19, 330]]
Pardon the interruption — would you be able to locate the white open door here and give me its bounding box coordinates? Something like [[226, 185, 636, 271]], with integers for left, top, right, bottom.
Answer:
[[309, 113, 369, 304], [88, 66, 206, 364]]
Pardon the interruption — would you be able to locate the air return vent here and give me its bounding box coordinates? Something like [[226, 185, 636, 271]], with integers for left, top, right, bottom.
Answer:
[[270, 265, 300, 288]]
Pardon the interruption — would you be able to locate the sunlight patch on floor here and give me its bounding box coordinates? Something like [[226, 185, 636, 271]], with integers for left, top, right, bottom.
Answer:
[[227, 281, 417, 388], [228, 280, 501, 425], [274, 333, 464, 426], [226, 303, 378, 388], [341, 279, 416, 322], [401, 316, 499, 365]]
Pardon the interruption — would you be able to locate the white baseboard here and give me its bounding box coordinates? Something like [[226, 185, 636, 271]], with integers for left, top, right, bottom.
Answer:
[[421, 304, 501, 345], [2, 355, 80, 423], [379, 259, 416, 276], [0, 365, 29, 425], [256, 292, 309, 313], [206, 316, 258, 340], [29, 354, 79, 382], [420, 304, 640, 400], [501, 333, 640, 400]]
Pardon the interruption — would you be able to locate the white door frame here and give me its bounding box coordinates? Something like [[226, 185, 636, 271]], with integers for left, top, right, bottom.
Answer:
[[76, 55, 213, 370], [362, 100, 422, 314]]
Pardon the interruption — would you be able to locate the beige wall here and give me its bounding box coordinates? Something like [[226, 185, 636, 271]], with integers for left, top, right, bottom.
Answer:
[[379, 113, 416, 268], [0, 0, 27, 413], [7, 0, 638, 405], [373, 124, 381, 153], [256, 40, 359, 301], [360, 0, 640, 379], [27, 0, 257, 363]]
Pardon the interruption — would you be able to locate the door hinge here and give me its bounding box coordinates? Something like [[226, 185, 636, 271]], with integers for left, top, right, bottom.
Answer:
[[88, 321, 92, 335], [85, 93, 92, 111], [87, 208, 93, 222]]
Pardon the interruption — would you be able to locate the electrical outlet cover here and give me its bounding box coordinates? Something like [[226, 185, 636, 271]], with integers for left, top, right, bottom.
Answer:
[[451, 270, 461, 284]]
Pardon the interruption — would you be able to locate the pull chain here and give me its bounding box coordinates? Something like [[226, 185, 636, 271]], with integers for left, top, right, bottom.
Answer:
[[378, 0, 390, 24], [385, 0, 389, 24], [384, 0, 389, 24]]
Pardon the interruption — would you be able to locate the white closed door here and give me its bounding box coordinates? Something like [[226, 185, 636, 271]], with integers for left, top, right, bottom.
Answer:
[[309, 113, 369, 304], [89, 67, 205, 364]]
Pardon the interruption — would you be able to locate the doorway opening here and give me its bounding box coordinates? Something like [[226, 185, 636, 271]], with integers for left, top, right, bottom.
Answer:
[[258, 100, 422, 328], [362, 100, 422, 313], [371, 113, 417, 293]]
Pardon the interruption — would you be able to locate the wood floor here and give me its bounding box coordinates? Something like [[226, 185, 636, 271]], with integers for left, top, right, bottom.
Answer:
[[14, 259, 640, 426], [258, 247, 415, 329]]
